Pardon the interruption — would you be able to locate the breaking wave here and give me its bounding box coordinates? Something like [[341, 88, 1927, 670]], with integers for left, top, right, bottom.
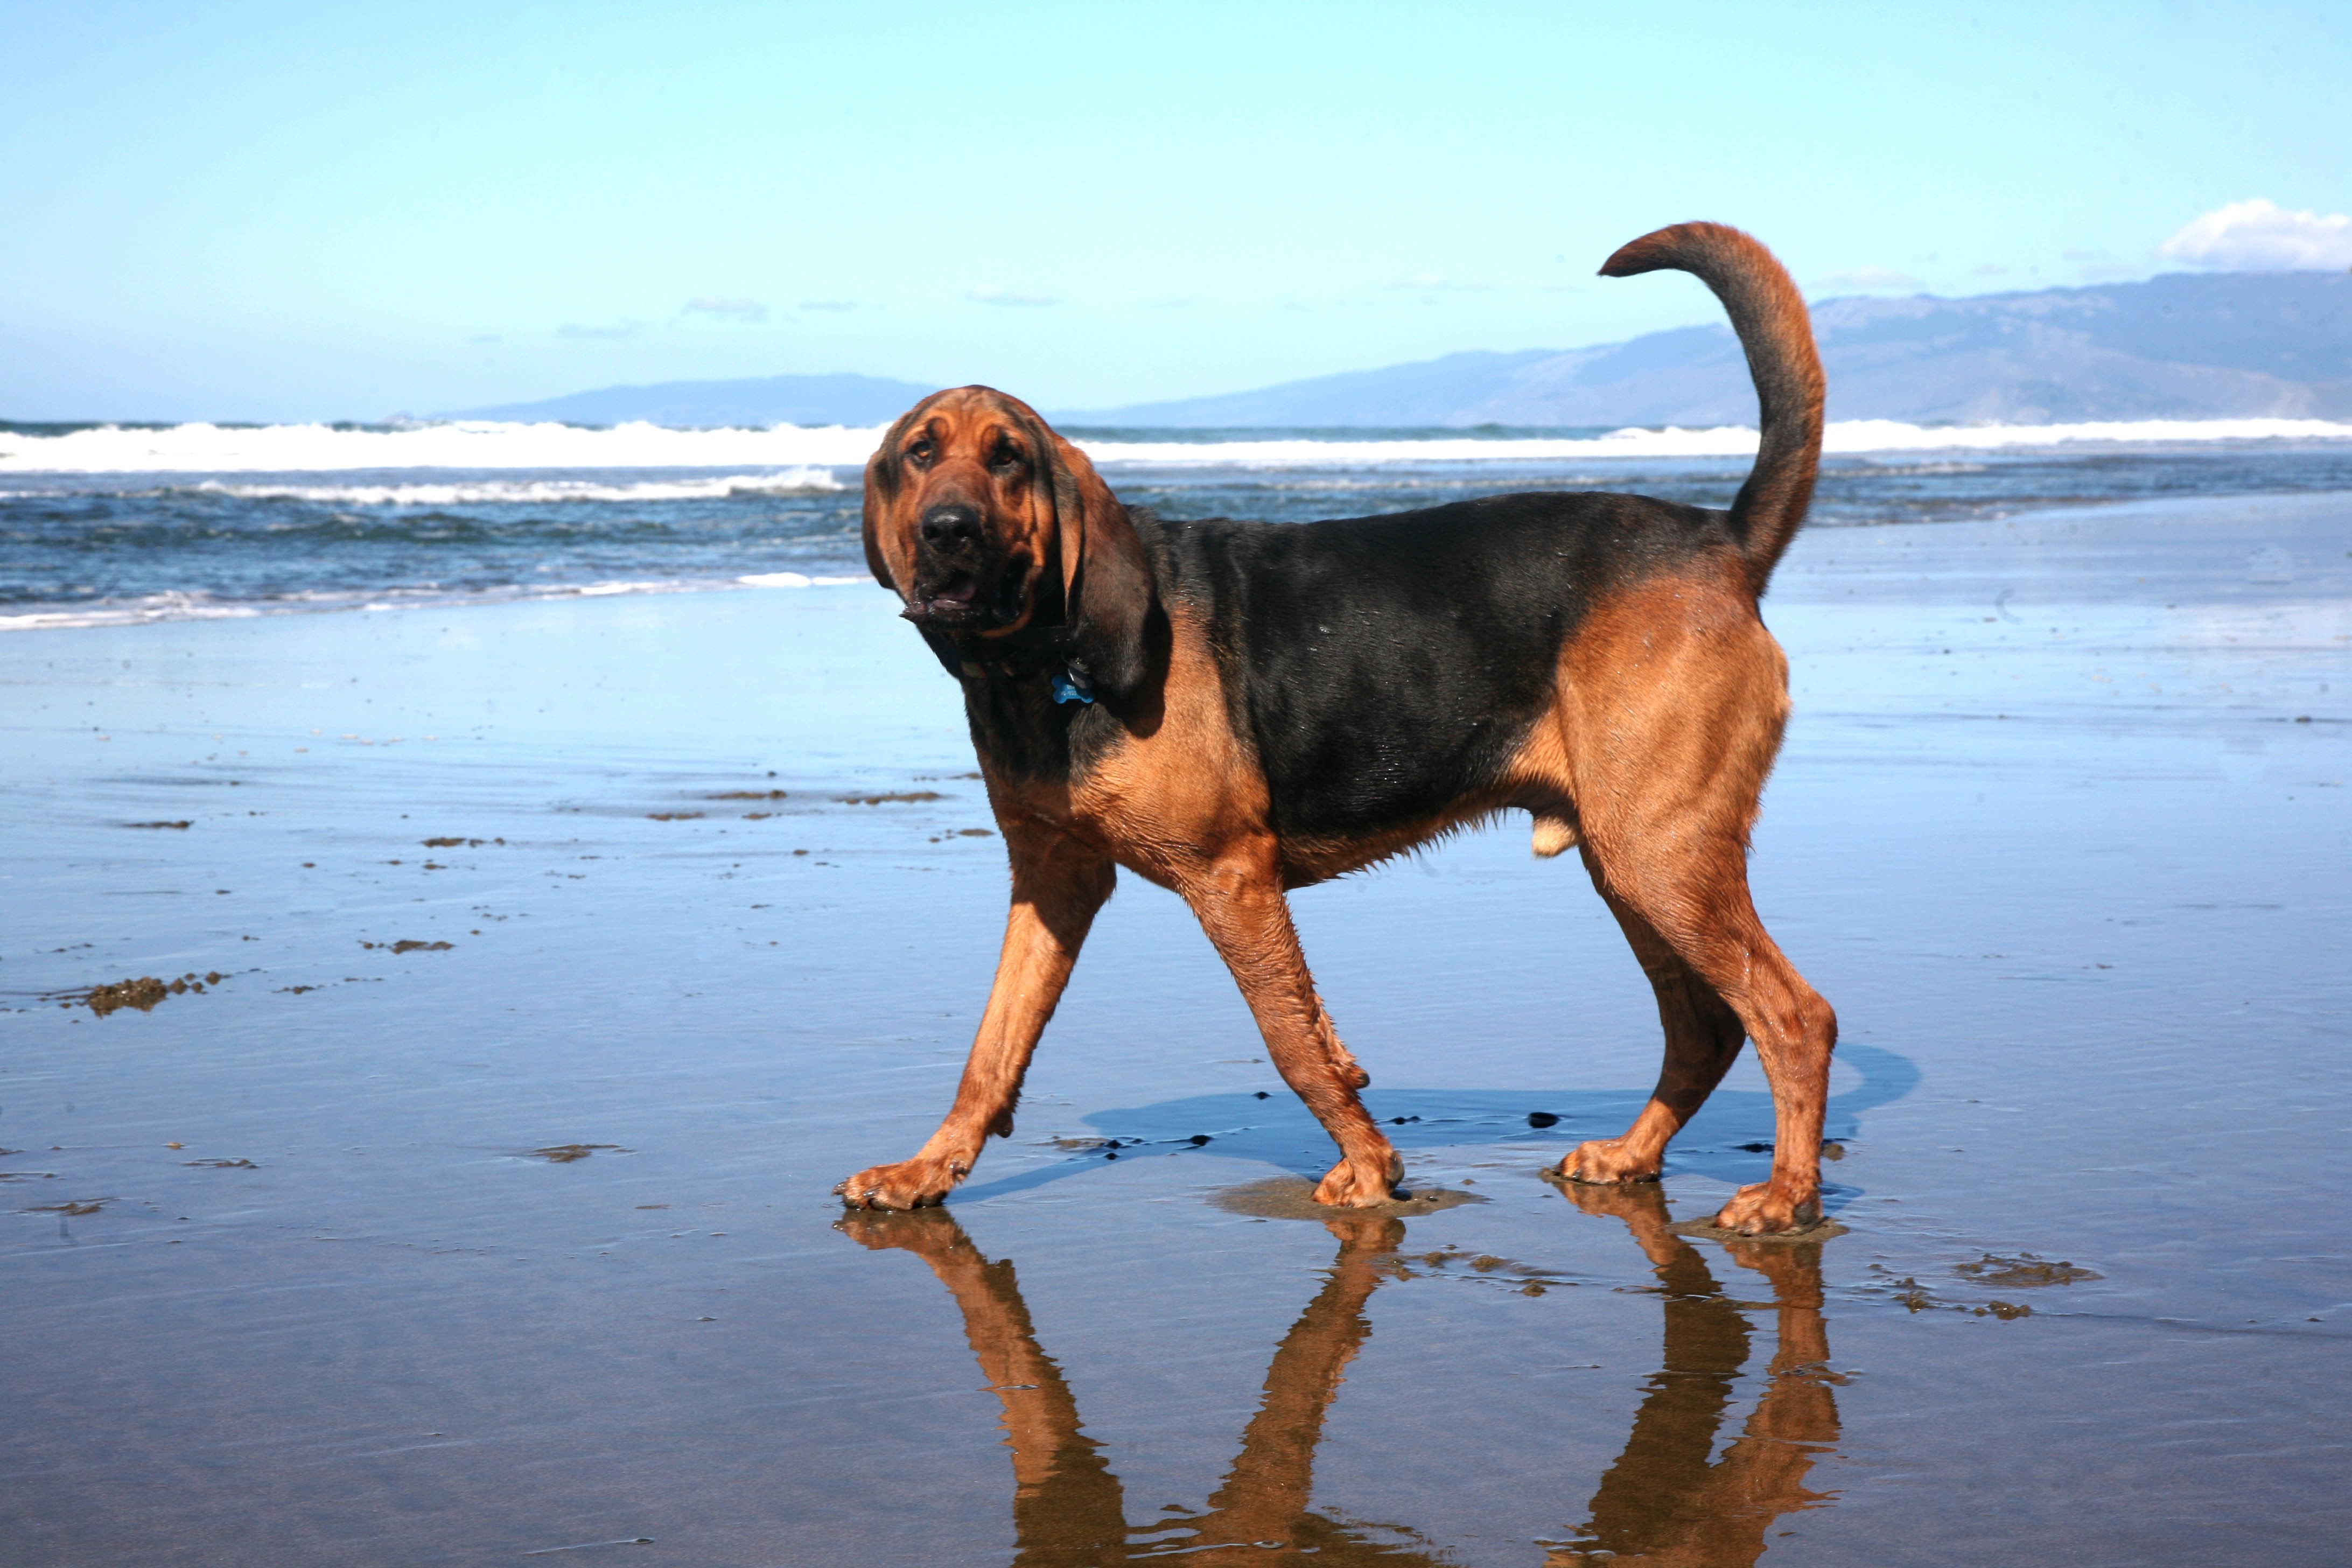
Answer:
[[183, 471, 842, 505], [0, 421, 882, 475], [1079, 416, 2352, 468], [8, 412, 2349, 632], [7, 415, 2352, 477]]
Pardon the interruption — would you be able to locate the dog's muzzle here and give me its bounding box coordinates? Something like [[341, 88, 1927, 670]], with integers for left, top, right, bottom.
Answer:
[[906, 502, 1014, 628]]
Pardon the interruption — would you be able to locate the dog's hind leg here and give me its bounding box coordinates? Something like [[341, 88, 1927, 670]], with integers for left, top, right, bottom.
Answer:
[[1558, 861, 1748, 1186], [1579, 829, 1836, 1234], [1180, 848, 1403, 1207], [1555, 569, 1836, 1233], [837, 825, 1114, 1209]]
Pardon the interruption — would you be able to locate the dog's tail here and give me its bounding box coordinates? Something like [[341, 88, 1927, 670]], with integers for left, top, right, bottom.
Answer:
[[1600, 223, 1824, 594]]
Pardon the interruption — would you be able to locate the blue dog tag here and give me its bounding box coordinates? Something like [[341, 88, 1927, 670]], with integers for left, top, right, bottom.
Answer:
[[1051, 666, 1095, 705]]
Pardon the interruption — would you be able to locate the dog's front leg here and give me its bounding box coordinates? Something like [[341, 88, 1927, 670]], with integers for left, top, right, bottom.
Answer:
[[837, 828, 1113, 1209], [1181, 852, 1402, 1207]]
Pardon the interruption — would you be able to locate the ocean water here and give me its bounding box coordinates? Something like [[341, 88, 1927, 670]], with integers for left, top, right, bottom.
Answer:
[[5, 416, 2351, 628]]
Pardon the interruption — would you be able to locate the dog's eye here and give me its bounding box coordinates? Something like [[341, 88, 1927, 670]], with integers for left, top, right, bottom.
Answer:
[[906, 440, 934, 466], [989, 440, 1024, 473]]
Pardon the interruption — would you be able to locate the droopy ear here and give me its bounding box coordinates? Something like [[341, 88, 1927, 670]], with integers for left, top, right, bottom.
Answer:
[[862, 397, 940, 596], [1042, 428, 1156, 704]]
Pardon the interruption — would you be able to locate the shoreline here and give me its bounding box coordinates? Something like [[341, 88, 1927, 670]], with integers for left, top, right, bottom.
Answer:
[[6, 485, 2348, 634], [0, 570, 877, 634]]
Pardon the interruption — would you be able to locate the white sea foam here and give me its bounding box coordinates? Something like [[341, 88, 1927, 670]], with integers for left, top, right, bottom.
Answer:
[[0, 591, 272, 631], [188, 471, 843, 504], [1824, 416, 2352, 454], [0, 420, 884, 475], [0, 571, 881, 631], [7, 415, 2351, 478], [1080, 416, 2352, 468]]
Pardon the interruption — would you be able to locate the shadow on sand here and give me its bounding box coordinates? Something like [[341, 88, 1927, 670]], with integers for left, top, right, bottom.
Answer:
[[840, 1179, 1842, 1565], [953, 1042, 1920, 1209]]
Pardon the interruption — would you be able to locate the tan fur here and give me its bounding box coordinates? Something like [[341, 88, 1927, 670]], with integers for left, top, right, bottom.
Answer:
[[843, 460, 1398, 1210], [1531, 815, 1580, 858], [840, 386, 1835, 1235], [1501, 557, 1835, 1231]]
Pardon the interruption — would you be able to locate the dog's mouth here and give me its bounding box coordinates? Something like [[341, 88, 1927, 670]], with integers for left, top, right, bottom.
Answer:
[[905, 564, 1030, 632], [920, 573, 982, 621]]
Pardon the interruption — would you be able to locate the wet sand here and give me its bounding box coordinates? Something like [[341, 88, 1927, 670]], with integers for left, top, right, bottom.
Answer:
[[3, 492, 2348, 1565]]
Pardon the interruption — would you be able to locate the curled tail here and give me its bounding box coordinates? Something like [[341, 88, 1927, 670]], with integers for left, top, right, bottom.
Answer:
[[1601, 222, 1824, 594]]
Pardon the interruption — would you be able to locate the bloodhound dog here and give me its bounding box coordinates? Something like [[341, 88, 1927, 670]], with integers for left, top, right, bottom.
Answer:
[[841, 222, 1838, 1234]]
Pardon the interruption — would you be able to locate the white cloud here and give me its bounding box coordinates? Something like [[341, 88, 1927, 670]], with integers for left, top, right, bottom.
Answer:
[[2158, 199, 2352, 271], [797, 298, 859, 312], [682, 296, 768, 323], [965, 284, 1062, 307], [1812, 266, 1923, 292]]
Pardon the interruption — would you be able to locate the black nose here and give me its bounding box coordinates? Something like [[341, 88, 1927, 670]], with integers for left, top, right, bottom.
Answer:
[[920, 503, 983, 553]]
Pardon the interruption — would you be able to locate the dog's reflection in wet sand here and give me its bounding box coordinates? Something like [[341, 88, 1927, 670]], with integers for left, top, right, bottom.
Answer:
[[1545, 1182, 1842, 1566], [839, 1191, 1839, 1566]]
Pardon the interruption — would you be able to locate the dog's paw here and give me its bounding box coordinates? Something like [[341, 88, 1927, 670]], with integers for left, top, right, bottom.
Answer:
[[834, 1155, 969, 1211], [1712, 1180, 1821, 1235], [1312, 1150, 1405, 1208], [1558, 1136, 1662, 1186]]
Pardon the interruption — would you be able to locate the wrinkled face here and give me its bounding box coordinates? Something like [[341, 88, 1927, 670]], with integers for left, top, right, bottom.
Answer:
[[864, 387, 1059, 637]]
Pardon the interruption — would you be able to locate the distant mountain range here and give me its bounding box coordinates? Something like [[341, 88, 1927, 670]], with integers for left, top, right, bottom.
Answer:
[[1079, 271, 2352, 427], [445, 372, 937, 429], [447, 271, 2352, 430]]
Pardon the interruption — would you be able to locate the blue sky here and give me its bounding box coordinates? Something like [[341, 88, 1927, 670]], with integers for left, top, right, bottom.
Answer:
[[3, 1, 2347, 422]]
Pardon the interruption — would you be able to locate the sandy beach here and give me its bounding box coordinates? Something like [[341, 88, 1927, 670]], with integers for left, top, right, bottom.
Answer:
[[4, 492, 2348, 1565]]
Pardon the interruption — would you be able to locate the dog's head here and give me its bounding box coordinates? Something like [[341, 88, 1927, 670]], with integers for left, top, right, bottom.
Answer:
[[863, 385, 1155, 701]]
